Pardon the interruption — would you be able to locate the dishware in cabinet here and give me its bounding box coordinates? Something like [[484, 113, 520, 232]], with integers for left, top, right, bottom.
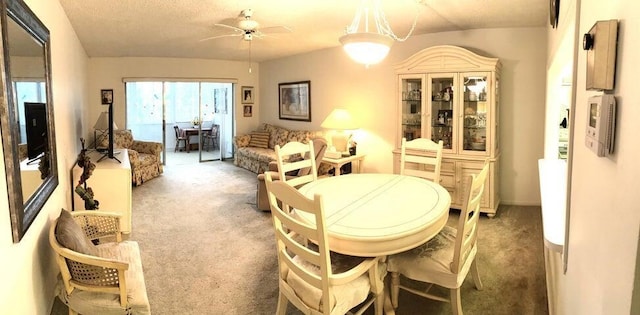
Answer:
[[428, 73, 457, 151], [393, 45, 501, 216], [399, 74, 424, 141], [462, 72, 491, 154]]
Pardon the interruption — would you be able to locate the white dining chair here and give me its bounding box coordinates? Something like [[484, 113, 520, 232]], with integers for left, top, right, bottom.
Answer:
[[386, 159, 490, 315], [264, 172, 383, 315], [274, 140, 318, 188], [400, 137, 444, 183]]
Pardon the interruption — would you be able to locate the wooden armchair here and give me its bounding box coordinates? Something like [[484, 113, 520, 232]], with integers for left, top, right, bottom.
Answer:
[[49, 210, 150, 315]]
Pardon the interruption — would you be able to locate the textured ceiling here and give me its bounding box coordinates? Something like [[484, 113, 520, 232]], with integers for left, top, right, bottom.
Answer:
[[58, 0, 548, 62]]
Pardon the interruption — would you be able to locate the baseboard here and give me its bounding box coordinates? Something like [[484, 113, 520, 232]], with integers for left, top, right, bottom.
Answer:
[[500, 201, 542, 207]]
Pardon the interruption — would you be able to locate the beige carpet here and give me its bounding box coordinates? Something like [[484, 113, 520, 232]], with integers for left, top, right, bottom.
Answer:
[[51, 159, 548, 314]]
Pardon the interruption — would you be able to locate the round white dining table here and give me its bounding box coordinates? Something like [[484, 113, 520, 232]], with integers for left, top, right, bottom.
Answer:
[[297, 173, 451, 257]]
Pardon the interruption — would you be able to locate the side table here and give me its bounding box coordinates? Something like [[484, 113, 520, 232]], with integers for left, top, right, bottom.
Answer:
[[321, 153, 365, 176]]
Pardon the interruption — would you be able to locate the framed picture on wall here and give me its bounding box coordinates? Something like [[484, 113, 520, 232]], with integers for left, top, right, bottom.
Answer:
[[101, 89, 113, 105], [278, 80, 311, 122], [241, 86, 254, 104], [243, 105, 252, 117]]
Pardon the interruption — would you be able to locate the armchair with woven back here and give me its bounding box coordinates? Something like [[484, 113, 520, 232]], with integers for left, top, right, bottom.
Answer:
[[49, 209, 150, 315]]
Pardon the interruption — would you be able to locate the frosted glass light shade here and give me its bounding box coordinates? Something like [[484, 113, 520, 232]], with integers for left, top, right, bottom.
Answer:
[[321, 108, 358, 153], [321, 108, 358, 130], [339, 32, 393, 66]]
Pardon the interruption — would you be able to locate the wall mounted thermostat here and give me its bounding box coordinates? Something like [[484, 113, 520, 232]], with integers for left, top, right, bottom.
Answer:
[[585, 94, 616, 156]]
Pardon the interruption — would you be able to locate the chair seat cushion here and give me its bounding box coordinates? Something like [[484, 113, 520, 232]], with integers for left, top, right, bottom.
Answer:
[[386, 225, 476, 289], [286, 253, 371, 314], [56, 241, 151, 315]]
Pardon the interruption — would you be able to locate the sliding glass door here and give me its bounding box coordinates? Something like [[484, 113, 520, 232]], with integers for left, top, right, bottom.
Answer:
[[199, 83, 233, 162], [125, 80, 235, 164]]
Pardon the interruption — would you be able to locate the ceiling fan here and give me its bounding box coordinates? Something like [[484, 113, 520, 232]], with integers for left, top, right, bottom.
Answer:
[[200, 9, 292, 42]]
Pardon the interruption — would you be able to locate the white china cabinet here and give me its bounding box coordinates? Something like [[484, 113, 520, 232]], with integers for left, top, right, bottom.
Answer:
[[393, 45, 502, 217]]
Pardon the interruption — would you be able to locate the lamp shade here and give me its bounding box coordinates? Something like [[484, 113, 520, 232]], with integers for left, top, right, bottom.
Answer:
[[93, 111, 118, 130], [321, 108, 358, 130], [339, 32, 393, 66]]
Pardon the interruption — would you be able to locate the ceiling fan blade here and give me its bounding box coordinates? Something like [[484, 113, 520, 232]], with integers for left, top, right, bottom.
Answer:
[[199, 33, 241, 42], [213, 23, 244, 33], [258, 25, 292, 34]]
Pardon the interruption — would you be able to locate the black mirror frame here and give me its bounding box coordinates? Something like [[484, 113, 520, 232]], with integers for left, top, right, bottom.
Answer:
[[0, 0, 57, 242]]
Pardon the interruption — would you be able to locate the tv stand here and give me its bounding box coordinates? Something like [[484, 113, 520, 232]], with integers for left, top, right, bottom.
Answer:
[[25, 152, 44, 165], [97, 151, 121, 163], [72, 149, 132, 234]]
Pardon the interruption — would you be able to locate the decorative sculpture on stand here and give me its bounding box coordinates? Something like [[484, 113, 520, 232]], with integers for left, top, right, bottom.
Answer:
[[75, 138, 99, 210]]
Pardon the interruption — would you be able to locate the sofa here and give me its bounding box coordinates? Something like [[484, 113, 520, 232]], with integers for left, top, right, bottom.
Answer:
[[99, 129, 163, 186], [233, 123, 326, 174]]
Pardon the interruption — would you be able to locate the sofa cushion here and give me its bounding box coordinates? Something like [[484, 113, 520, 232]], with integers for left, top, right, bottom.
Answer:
[[265, 124, 290, 149], [273, 129, 289, 148], [55, 210, 98, 256], [248, 131, 270, 148], [238, 146, 278, 164], [287, 130, 313, 143]]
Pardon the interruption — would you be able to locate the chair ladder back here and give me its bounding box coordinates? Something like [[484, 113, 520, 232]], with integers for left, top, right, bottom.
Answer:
[[400, 138, 443, 183], [265, 173, 339, 313], [275, 141, 318, 187], [286, 173, 317, 188], [452, 160, 489, 273]]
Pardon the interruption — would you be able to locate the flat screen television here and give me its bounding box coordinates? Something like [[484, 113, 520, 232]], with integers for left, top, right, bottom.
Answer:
[[24, 102, 47, 160]]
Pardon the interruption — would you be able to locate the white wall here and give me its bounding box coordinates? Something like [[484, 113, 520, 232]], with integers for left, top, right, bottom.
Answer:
[[86, 58, 260, 142], [561, 0, 640, 314], [260, 27, 547, 206], [0, 0, 89, 314]]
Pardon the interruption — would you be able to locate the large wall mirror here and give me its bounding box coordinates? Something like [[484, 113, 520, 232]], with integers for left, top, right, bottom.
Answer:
[[0, 0, 57, 242]]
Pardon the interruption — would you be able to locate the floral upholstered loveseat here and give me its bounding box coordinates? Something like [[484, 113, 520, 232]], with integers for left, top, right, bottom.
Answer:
[[98, 130, 163, 186], [233, 123, 325, 174]]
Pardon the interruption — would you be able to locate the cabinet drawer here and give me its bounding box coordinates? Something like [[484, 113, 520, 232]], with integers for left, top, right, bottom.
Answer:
[[439, 173, 455, 189], [441, 160, 455, 173]]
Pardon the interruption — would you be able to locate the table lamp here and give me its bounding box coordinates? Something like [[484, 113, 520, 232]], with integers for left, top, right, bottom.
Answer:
[[93, 111, 118, 149], [321, 108, 358, 156]]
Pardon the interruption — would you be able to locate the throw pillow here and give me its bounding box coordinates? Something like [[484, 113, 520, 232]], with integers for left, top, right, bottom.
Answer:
[[272, 128, 290, 148], [287, 130, 312, 143], [248, 131, 270, 148], [55, 209, 98, 256]]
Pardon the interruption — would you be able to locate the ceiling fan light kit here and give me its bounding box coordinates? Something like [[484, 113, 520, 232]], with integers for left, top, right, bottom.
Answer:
[[341, 0, 418, 67], [201, 8, 292, 73]]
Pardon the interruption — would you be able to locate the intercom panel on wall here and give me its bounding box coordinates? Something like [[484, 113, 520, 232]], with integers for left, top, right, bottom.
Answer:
[[585, 95, 616, 156], [583, 20, 618, 91]]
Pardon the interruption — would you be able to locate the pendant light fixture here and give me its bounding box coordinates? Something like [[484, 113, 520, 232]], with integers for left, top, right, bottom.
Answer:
[[339, 0, 419, 67]]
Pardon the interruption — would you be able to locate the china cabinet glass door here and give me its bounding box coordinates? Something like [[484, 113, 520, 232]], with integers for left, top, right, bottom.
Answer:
[[461, 72, 489, 153], [400, 75, 424, 141], [428, 74, 456, 151]]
